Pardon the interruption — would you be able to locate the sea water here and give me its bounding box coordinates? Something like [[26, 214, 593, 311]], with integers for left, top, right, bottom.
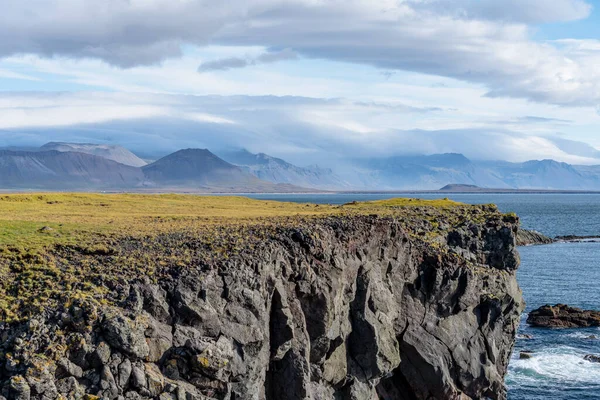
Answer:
[[242, 193, 600, 399]]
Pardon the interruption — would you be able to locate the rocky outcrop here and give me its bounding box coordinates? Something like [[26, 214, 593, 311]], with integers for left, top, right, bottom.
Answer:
[[555, 235, 600, 243], [0, 210, 524, 400], [527, 304, 600, 328], [584, 355, 600, 363], [516, 230, 554, 246]]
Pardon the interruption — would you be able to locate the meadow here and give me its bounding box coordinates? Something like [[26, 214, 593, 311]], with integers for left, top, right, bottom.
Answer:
[[0, 193, 472, 322]]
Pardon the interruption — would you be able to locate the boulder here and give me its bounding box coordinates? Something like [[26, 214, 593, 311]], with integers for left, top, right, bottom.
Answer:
[[102, 315, 150, 359], [519, 352, 533, 360]]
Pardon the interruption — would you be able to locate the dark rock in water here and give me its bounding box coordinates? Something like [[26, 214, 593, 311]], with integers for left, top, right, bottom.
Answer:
[[555, 235, 600, 243], [587, 335, 598, 340], [584, 354, 600, 363], [527, 304, 600, 328], [0, 211, 523, 400], [516, 230, 554, 246], [517, 334, 534, 340], [519, 352, 533, 359]]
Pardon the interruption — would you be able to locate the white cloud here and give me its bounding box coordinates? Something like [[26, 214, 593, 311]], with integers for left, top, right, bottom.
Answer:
[[198, 48, 298, 72], [416, 0, 592, 23], [1, 91, 598, 165], [0, 0, 599, 107], [0, 69, 40, 81], [0, 92, 235, 129]]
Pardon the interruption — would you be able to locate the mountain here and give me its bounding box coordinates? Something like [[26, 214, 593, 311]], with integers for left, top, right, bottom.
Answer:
[[2, 141, 600, 191], [218, 149, 349, 190], [486, 159, 591, 190], [348, 153, 600, 190], [359, 153, 509, 190], [41, 142, 147, 167], [0, 150, 144, 189], [142, 149, 307, 192]]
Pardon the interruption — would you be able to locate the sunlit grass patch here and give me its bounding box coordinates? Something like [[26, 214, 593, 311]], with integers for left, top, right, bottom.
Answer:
[[0, 192, 483, 322]]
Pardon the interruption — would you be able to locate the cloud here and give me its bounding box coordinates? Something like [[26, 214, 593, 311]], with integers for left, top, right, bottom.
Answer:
[[0, 0, 599, 106], [0, 68, 40, 81], [198, 57, 250, 72], [1, 91, 598, 166], [198, 48, 298, 72], [519, 116, 572, 124], [416, 0, 592, 23]]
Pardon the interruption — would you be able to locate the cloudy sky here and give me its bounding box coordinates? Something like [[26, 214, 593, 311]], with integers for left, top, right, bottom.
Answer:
[[2, 0, 600, 165]]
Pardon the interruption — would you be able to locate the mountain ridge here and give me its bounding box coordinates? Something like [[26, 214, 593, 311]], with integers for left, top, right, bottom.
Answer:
[[218, 149, 350, 190], [41, 142, 147, 167], [0, 142, 600, 191], [0, 149, 144, 189]]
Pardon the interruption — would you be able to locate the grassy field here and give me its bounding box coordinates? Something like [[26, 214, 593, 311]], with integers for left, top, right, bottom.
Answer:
[[0, 193, 473, 322], [0, 193, 463, 250]]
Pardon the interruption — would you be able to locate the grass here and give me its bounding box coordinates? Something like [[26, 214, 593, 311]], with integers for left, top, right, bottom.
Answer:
[[0, 193, 466, 250], [0, 193, 490, 322]]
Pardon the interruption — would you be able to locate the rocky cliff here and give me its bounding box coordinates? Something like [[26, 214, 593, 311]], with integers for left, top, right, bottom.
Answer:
[[0, 204, 524, 400]]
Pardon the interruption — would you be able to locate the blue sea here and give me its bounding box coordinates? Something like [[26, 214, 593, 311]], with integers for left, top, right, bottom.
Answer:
[[242, 193, 600, 399]]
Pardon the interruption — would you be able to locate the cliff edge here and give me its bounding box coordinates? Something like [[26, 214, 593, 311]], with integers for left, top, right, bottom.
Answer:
[[0, 195, 524, 400]]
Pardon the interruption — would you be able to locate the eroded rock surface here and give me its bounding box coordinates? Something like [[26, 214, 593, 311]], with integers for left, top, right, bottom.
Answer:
[[0, 211, 524, 400], [527, 304, 600, 328]]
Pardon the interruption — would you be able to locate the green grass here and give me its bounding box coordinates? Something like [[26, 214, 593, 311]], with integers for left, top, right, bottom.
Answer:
[[0, 193, 466, 250], [0, 193, 478, 322]]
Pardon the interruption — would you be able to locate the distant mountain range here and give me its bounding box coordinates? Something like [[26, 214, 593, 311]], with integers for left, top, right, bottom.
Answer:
[[218, 149, 349, 190], [352, 153, 600, 190], [1, 142, 600, 191], [0, 144, 309, 192], [0, 149, 143, 189], [41, 142, 148, 167]]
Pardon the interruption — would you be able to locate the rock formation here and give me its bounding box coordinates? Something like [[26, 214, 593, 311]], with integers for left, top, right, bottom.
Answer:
[[0, 207, 524, 399], [515, 230, 554, 246], [555, 235, 600, 243], [527, 304, 600, 328]]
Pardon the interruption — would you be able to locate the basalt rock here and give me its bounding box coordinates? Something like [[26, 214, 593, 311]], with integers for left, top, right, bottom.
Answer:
[[0, 210, 524, 400], [516, 230, 554, 246], [527, 304, 600, 328], [555, 235, 600, 243]]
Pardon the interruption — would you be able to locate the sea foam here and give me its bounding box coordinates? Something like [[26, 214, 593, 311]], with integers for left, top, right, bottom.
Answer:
[[510, 346, 600, 384]]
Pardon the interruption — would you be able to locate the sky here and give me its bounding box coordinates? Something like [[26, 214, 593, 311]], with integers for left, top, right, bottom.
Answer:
[[2, 0, 600, 166]]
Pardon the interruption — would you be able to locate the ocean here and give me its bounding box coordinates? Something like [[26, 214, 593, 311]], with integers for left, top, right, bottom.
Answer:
[[242, 193, 600, 399]]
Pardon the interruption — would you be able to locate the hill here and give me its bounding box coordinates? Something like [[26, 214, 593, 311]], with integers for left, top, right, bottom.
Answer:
[[142, 149, 308, 192], [41, 142, 147, 167], [0, 150, 144, 189], [439, 184, 482, 192]]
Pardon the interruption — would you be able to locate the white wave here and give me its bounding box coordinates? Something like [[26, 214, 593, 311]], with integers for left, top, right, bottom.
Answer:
[[565, 331, 599, 340], [510, 346, 600, 384]]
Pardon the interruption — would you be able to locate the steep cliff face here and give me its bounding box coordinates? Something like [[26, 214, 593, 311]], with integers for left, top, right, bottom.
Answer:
[[0, 209, 523, 400]]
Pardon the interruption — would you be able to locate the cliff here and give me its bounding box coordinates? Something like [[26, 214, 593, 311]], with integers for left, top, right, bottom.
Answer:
[[0, 195, 524, 400]]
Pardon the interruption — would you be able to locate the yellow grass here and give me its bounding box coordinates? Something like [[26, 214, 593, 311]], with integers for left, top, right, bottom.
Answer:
[[0, 193, 478, 322], [0, 193, 463, 250]]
